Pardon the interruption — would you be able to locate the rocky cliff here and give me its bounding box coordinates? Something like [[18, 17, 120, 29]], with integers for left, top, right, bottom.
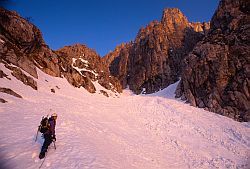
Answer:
[[103, 43, 132, 88], [0, 7, 122, 97], [56, 44, 122, 93], [103, 8, 210, 94], [175, 0, 250, 121]]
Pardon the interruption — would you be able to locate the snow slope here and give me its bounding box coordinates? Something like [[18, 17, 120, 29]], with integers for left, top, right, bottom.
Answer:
[[0, 64, 249, 169]]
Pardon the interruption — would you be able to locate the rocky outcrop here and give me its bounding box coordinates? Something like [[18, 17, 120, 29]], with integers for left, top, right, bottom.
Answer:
[[103, 8, 210, 94], [0, 98, 7, 103], [0, 7, 60, 92], [56, 44, 122, 94], [0, 7, 122, 96], [0, 8, 60, 78], [176, 0, 250, 121], [0, 69, 9, 79], [100, 90, 109, 97], [0, 87, 22, 98], [189, 22, 210, 34], [5, 64, 38, 90]]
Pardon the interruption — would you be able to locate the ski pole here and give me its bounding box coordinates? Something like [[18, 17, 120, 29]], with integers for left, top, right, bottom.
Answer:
[[39, 153, 46, 169], [53, 141, 56, 150], [35, 127, 39, 142]]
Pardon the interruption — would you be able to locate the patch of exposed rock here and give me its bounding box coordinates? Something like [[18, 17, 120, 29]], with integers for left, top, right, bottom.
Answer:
[[100, 90, 109, 97], [0, 87, 22, 98], [0, 98, 7, 103], [5, 64, 37, 90], [176, 0, 250, 121], [0, 69, 9, 79]]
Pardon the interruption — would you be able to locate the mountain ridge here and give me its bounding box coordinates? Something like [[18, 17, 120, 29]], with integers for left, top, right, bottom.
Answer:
[[0, 7, 122, 97], [102, 7, 210, 94], [1, 0, 249, 122]]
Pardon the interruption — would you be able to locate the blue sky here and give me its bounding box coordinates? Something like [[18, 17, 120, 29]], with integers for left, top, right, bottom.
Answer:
[[5, 0, 219, 56]]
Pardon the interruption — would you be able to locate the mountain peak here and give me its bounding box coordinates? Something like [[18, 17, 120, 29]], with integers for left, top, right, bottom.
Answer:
[[161, 8, 188, 26], [162, 8, 182, 14]]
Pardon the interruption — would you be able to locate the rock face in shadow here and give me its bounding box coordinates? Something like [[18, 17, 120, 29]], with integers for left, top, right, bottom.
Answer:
[[0, 8, 122, 95], [103, 8, 209, 94], [176, 0, 250, 121], [103, 43, 132, 89]]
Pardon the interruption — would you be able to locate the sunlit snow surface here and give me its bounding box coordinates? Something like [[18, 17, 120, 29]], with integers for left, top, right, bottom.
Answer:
[[0, 64, 249, 169]]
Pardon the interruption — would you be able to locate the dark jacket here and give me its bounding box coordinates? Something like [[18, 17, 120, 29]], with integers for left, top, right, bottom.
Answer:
[[45, 118, 56, 135]]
